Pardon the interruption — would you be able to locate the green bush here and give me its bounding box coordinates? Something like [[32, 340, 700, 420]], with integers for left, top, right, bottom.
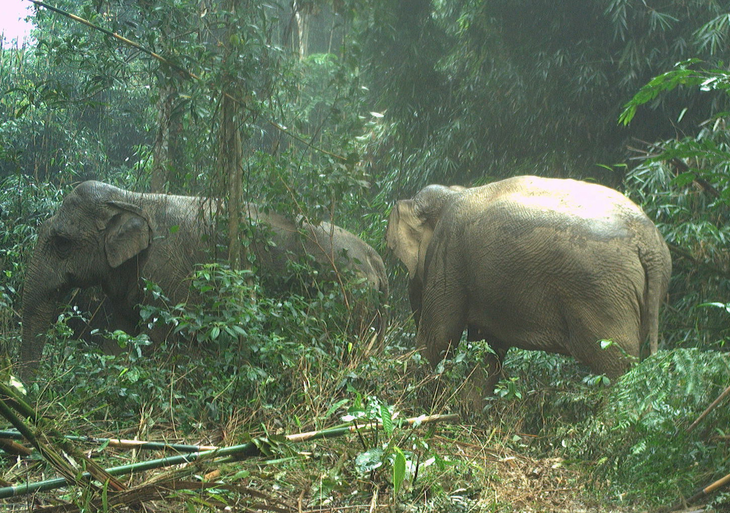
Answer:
[[32, 262, 386, 429], [573, 349, 730, 506]]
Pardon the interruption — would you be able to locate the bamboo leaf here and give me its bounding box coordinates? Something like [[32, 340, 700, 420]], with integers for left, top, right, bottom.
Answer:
[[393, 446, 407, 500], [380, 403, 394, 437]]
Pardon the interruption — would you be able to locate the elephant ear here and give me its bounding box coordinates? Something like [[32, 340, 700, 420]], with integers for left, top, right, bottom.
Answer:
[[386, 199, 431, 279], [102, 201, 152, 268]]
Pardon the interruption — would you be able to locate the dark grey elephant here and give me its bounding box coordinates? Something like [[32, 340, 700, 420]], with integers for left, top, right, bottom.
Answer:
[[386, 175, 671, 400], [20, 181, 388, 379]]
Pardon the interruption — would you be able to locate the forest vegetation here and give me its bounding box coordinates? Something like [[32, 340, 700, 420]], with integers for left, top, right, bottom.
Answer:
[[1, 0, 730, 511]]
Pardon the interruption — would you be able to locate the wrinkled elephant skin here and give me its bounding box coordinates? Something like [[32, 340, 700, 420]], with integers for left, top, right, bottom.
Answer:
[[20, 181, 388, 380], [386, 176, 671, 405]]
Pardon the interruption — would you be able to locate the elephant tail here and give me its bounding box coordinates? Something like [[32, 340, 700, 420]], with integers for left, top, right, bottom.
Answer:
[[639, 242, 672, 359]]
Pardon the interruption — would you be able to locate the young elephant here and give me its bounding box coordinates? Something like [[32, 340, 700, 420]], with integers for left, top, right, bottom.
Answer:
[[20, 181, 388, 380], [387, 176, 671, 400]]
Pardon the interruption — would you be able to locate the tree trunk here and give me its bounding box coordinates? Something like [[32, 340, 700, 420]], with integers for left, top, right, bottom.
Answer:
[[215, 1, 245, 269], [219, 91, 244, 268], [293, 0, 309, 59], [151, 83, 176, 192]]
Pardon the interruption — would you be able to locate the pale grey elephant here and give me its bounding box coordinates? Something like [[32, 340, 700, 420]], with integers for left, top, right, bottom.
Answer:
[[20, 181, 388, 379], [387, 175, 671, 399]]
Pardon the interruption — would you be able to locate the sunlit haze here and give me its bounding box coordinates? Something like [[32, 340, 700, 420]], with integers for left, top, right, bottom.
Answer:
[[0, 0, 34, 45]]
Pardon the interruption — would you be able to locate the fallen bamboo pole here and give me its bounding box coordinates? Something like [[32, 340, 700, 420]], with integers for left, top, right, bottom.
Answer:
[[663, 471, 730, 512], [286, 413, 459, 442], [0, 413, 458, 454], [0, 413, 458, 499], [685, 472, 730, 506], [0, 437, 32, 456], [0, 382, 126, 493], [0, 431, 218, 453]]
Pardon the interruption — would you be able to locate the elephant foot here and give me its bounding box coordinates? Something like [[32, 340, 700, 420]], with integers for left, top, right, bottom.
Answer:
[[457, 382, 487, 412], [455, 360, 503, 413]]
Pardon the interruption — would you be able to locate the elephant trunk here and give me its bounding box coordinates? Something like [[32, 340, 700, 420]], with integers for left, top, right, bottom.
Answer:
[[20, 246, 68, 381]]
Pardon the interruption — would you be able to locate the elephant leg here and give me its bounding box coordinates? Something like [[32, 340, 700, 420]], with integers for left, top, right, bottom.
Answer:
[[417, 289, 468, 367], [458, 351, 504, 409], [566, 303, 641, 378], [462, 330, 508, 409], [418, 277, 501, 410], [482, 345, 508, 394]]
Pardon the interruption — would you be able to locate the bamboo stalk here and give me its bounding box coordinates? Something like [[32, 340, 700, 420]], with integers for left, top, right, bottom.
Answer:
[[0, 414, 458, 452], [0, 382, 126, 492], [285, 413, 460, 442], [0, 431, 218, 452], [0, 413, 458, 499], [690, 472, 730, 500], [665, 471, 730, 512], [0, 437, 32, 456], [0, 386, 89, 488]]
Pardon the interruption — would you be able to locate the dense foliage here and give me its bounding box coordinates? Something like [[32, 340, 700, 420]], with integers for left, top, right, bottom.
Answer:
[[2, 0, 730, 511], [363, 0, 730, 193]]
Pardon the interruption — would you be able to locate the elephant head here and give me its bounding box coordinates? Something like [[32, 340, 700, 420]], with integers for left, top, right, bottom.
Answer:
[[20, 181, 388, 380], [387, 176, 671, 403], [386, 184, 464, 325], [245, 207, 389, 341], [21, 182, 160, 377], [302, 220, 389, 340]]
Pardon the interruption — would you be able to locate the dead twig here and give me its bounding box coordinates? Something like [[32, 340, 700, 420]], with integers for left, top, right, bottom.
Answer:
[[0, 430, 219, 452]]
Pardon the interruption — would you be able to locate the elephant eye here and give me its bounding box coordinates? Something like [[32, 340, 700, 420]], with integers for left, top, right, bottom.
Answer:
[[52, 234, 76, 256]]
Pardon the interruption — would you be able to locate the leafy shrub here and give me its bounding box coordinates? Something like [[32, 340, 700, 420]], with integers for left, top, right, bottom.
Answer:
[[627, 162, 730, 351], [571, 349, 730, 506], [33, 262, 386, 429]]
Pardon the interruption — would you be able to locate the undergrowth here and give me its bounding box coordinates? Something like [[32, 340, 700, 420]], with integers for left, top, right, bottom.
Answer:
[[4, 267, 730, 511], [585, 349, 730, 506], [29, 264, 410, 431], [482, 348, 730, 510]]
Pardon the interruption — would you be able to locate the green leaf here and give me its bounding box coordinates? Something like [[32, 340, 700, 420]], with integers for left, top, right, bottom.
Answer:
[[325, 399, 350, 419], [355, 447, 384, 474], [671, 172, 697, 187], [380, 403, 394, 437], [697, 302, 730, 314], [619, 59, 704, 125], [392, 447, 407, 499]]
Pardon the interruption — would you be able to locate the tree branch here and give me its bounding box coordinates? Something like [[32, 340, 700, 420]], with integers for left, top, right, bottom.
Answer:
[[29, 0, 349, 163]]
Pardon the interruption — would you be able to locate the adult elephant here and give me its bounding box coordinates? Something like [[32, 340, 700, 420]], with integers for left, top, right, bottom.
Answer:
[[20, 181, 388, 379], [386, 176, 671, 401]]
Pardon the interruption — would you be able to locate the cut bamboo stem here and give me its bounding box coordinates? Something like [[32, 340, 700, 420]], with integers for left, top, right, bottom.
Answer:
[[0, 431, 218, 452], [0, 413, 458, 499]]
